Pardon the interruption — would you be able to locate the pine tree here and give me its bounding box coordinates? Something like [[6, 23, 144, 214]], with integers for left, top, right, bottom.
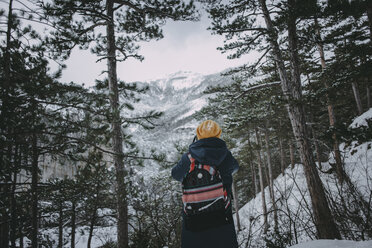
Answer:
[[201, 0, 341, 239], [40, 1, 198, 246]]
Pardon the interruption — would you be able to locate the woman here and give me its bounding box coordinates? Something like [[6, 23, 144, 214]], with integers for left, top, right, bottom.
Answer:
[[171, 120, 239, 248]]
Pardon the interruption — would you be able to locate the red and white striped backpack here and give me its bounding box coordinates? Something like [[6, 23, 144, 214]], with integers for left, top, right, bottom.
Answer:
[[182, 153, 231, 231]]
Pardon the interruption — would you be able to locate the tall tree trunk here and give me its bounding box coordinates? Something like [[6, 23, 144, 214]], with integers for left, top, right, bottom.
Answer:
[[251, 160, 259, 196], [0, 1, 13, 246], [31, 133, 39, 248], [250, 159, 258, 197], [232, 182, 241, 232], [258, 0, 341, 239], [367, 84, 371, 109], [352, 82, 363, 115], [10, 165, 17, 248], [0, 188, 10, 248], [3, 0, 12, 91], [19, 227, 23, 248], [253, 162, 259, 195], [310, 125, 322, 170], [306, 74, 323, 171], [58, 202, 63, 248], [71, 201, 76, 248], [105, 1, 128, 247], [264, 124, 278, 231], [248, 132, 258, 195], [279, 136, 286, 175], [308, 111, 322, 170], [260, 134, 270, 187], [255, 128, 268, 233], [87, 210, 96, 248], [289, 142, 295, 169], [314, 17, 345, 182]]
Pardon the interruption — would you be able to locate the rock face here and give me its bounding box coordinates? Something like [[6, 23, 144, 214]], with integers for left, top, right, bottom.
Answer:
[[40, 71, 233, 181]]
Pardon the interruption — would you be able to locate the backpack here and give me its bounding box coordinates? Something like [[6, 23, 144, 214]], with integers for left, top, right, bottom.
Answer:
[[182, 153, 231, 231]]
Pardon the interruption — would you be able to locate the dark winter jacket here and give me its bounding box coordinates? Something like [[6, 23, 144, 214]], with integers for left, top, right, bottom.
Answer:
[[171, 137, 239, 248]]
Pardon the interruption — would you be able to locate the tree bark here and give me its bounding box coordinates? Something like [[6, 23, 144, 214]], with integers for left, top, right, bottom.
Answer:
[[31, 133, 39, 248], [10, 166, 17, 248], [255, 128, 268, 233], [105, 1, 128, 247], [0, 1, 13, 246], [264, 124, 278, 231], [260, 134, 270, 187], [308, 112, 322, 170], [58, 202, 63, 248], [367, 84, 371, 109], [258, 0, 340, 239], [232, 182, 241, 231], [253, 162, 259, 195], [87, 210, 96, 248], [314, 17, 345, 182], [19, 227, 23, 248], [71, 201, 76, 248], [258, 133, 269, 188], [3, 0, 12, 91], [289, 142, 295, 169], [279, 136, 286, 175], [352, 82, 364, 115], [310, 125, 322, 170], [0, 197, 10, 248], [248, 132, 258, 195]]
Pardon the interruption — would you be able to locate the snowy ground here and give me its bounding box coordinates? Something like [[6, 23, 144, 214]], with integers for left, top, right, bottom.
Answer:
[[37, 226, 117, 248]]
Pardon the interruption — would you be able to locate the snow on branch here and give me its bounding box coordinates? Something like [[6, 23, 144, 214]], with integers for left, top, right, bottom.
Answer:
[[235, 81, 281, 100]]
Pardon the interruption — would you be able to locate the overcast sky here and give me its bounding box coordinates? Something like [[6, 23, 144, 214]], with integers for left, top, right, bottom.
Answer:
[[58, 11, 250, 86]]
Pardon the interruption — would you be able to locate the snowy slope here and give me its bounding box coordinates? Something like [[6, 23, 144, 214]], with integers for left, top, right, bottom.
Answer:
[[236, 109, 372, 247]]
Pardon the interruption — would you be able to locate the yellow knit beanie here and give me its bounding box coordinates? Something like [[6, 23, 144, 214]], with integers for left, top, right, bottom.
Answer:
[[196, 120, 222, 140]]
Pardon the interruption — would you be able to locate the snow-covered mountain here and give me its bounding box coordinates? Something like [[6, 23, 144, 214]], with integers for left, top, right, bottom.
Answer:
[[129, 71, 234, 172], [133, 71, 232, 141], [40, 70, 234, 181]]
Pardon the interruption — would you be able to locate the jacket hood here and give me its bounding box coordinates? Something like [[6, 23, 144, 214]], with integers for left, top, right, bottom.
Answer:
[[189, 137, 228, 166]]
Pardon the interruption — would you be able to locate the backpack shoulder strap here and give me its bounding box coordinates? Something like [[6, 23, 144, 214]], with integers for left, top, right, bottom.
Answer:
[[187, 153, 196, 172]]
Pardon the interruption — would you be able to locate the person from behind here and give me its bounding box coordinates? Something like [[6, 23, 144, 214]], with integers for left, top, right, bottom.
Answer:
[[171, 120, 239, 248]]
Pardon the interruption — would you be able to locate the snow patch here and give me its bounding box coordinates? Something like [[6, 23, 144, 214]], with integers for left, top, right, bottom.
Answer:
[[152, 71, 205, 91], [289, 239, 372, 248], [175, 97, 207, 121], [350, 108, 372, 128]]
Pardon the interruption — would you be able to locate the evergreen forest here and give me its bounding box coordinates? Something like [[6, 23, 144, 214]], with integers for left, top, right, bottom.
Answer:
[[0, 0, 372, 248]]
